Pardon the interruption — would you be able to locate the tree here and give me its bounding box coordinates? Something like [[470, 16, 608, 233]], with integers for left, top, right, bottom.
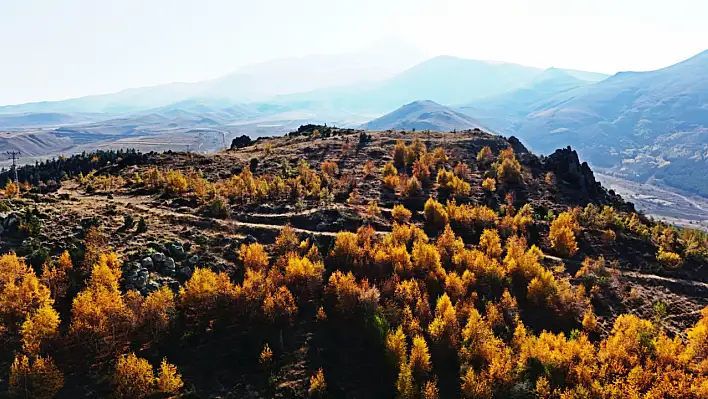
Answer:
[[0, 252, 53, 331], [240, 243, 269, 271], [113, 353, 155, 399], [394, 140, 408, 169], [156, 358, 183, 394], [9, 354, 64, 399], [21, 304, 60, 355], [409, 335, 432, 377], [141, 286, 176, 339], [309, 368, 327, 397], [550, 212, 579, 257], [423, 198, 448, 230]]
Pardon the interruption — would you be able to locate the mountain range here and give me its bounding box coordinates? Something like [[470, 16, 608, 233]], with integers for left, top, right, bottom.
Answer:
[[1, 48, 706, 198]]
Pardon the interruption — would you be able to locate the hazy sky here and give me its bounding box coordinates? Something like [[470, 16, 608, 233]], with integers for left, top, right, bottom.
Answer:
[[1, 0, 706, 105]]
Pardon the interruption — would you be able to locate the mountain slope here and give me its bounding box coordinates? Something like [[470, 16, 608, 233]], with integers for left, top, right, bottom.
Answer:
[[514, 49, 708, 196], [363, 100, 488, 132]]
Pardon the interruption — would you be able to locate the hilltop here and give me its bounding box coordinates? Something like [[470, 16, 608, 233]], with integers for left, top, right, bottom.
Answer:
[[363, 101, 488, 132], [1, 127, 707, 398]]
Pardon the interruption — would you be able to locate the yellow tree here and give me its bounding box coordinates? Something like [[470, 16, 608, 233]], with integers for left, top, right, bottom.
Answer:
[[113, 353, 155, 399], [9, 354, 64, 399]]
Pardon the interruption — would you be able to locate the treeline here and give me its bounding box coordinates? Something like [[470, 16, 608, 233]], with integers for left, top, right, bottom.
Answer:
[[0, 149, 149, 188]]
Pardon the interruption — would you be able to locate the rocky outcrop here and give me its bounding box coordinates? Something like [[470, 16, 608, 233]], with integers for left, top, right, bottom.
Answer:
[[230, 135, 253, 150], [0, 213, 21, 236], [544, 146, 600, 196]]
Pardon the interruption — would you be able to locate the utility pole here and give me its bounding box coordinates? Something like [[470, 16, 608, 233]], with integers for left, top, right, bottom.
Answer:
[[6, 151, 19, 184]]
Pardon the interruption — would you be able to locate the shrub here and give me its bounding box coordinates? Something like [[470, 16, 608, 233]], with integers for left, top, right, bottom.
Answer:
[[204, 195, 231, 218], [383, 162, 398, 178], [403, 176, 423, 197], [386, 326, 407, 365], [477, 146, 493, 164], [423, 198, 448, 230], [321, 160, 338, 176], [156, 358, 183, 394], [141, 286, 176, 339], [367, 200, 382, 218], [309, 368, 327, 396], [454, 162, 470, 179], [482, 177, 496, 192], [275, 225, 300, 254], [392, 204, 413, 224], [164, 170, 188, 194], [657, 248, 682, 269], [113, 353, 155, 399], [550, 212, 579, 257], [136, 217, 148, 233], [383, 175, 399, 191], [263, 286, 298, 323], [5, 180, 20, 198], [413, 160, 431, 185], [394, 140, 408, 168], [260, 343, 273, 364], [363, 160, 375, 176], [496, 157, 522, 184]]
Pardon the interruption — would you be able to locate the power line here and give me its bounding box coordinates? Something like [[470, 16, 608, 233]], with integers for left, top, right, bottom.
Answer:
[[6, 151, 20, 184]]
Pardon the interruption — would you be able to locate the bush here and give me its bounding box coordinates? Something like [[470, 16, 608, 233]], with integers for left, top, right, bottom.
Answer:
[[657, 248, 683, 269], [321, 161, 338, 176], [392, 204, 413, 224], [113, 353, 155, 399], [482, 177, 496, 192], [204, 195, 231, 218], [5, 180, 20, 198], [394, 140, 408, 169], [550, 212, 579, 257], [477, 146, 493, 164], [403, 176, 423, 197], [382, 162, 398, 178], [156, 358, 183, 394], [164, 170, 188, 194], [496, 157, 522, 184], [423, 198, 448, 230]]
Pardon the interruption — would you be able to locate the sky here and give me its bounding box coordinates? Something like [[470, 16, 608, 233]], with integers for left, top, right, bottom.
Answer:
[[1, 0, 706, 105]]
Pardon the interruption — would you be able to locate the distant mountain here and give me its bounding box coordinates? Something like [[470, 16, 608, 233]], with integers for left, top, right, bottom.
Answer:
[[457, 67, 597, 133], [0, 45, 425, 115], [363, 100, 488, 132], [507, 49, 708, 196]]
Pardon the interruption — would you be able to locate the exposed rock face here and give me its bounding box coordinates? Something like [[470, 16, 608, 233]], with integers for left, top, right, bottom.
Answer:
[[507, 136, 529, 154], [230, 135, 253, 150], [545, 146, 600, 196]]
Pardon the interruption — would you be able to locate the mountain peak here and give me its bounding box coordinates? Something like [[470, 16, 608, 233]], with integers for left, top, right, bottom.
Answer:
[[363, 100, 488, 132]]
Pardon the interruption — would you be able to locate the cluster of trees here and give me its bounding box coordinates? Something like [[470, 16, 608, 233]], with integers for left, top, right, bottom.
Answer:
[[0, 149, 147, 189]]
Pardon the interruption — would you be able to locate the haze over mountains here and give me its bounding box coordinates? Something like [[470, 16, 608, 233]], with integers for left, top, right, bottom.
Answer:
[[1, 48, 707, 201]]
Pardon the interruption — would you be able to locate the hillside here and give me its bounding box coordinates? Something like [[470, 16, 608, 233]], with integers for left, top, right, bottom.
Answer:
[[507, 50, 708, 196], [1, 127, 707, 398], [363, 100, 488, 132]]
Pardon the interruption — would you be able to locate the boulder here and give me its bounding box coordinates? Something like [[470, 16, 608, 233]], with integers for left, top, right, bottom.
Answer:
[[141, 257, 154, 270], [151, 252, 167, 265], [178, 266, 193, 280], [243, 235, 258, 245], [167, 243, 186, 260]]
